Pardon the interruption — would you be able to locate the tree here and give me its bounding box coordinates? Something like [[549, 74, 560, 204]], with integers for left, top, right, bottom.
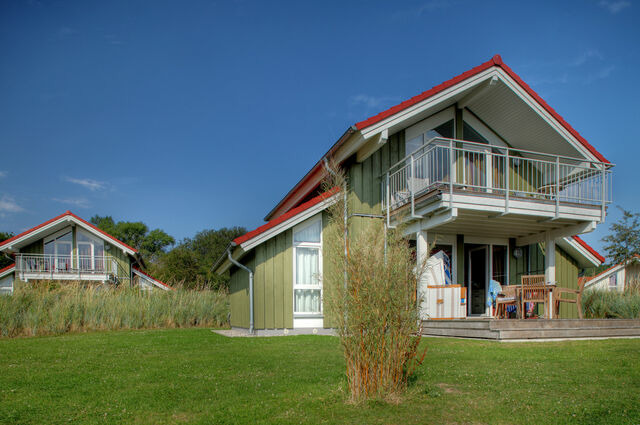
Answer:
[[0, 232, 14, 269], [152, 227, 246, 289], [602, 207, 640, 265], [90, 215, 175, 264]]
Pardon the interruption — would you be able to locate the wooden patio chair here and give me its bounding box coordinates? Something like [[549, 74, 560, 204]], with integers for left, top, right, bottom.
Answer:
[[521, 275, 547, 319], [495, 285, 518, 319], [553, 278, 586, 319]]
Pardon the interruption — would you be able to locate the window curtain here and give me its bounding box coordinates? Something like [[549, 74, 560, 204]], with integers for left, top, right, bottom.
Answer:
[[295, 289, 321, 314], [296, 248, 319, 285], [293, 220, 321, 243]]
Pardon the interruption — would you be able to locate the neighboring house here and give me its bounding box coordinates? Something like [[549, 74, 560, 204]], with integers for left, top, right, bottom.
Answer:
[[214, 55, 610, 333], [0, 211, 171, 293], [585, 254, 640, 292]]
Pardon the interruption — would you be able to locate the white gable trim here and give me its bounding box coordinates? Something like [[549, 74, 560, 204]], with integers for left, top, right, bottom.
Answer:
[[359, 67, 605, 164], [217, 194, 338, 274], [0, 264, 15, 279], [0, 215, 136, 256], [132, 268, 171, 291], [558, 237, 603, 268], [493, 68, 602, 163], [240, 194, 337, 252], [360, 69, 498, 139]]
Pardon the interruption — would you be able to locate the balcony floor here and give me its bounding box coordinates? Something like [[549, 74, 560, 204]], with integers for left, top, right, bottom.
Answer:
[[391, 185, 603, 240]]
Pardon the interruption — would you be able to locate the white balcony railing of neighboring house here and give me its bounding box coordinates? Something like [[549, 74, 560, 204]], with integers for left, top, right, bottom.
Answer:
[[382, 137, 613, 220], [14, 253, 125, 281]]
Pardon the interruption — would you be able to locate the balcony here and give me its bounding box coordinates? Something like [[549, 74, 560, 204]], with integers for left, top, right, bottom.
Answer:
[[382, 138, 613, 238], [15, 254, 122, 282]]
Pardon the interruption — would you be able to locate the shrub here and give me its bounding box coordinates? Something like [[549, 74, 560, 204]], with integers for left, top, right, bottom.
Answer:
[[0, 283, 229, 338], [323, 164, 426, 402], [581, 282, 640, 319]]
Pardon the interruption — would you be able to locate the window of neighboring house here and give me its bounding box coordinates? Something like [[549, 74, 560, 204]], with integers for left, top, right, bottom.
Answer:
[[293, 216, 322, 316], [609, 274, 617, 289], [44, 230, 73, 271], [77, 230, 105, 272]]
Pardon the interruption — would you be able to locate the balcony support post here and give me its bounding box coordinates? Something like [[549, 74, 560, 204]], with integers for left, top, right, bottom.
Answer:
[[449, 139, 454, 210], [411, 154, 416, 217], [386, 172, 394, 229], [555, 156, 560, 219], [505, 149, 510, 214], [601, 165, 606, 223]]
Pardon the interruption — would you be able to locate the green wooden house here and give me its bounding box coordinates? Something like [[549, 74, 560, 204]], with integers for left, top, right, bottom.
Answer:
[[0, 211, 171, 293], [214, 55, 610, 334]]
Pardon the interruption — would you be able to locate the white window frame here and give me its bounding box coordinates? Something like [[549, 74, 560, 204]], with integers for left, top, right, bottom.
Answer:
[[292, 214, 323, 319], [43, 227, 73, 271], [77, 229, 105, 271]]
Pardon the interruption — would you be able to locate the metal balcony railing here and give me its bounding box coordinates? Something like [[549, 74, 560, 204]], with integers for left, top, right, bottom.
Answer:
[[382, 137, 613, 220], [15, 254, 118, 276]]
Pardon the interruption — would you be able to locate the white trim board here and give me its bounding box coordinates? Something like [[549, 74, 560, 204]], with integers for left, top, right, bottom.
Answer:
[[1, 215, 136, 256]]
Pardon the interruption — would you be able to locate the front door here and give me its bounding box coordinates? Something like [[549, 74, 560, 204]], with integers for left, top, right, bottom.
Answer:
[[468, 246, 487, 315]]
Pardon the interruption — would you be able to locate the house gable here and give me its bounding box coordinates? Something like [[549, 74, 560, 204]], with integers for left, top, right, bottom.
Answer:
[[0, 211, 137, 256], [264, 55, 610, 222]]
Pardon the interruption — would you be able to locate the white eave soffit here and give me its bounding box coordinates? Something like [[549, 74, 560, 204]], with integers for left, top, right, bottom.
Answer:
[[357, 67, 602, 164]]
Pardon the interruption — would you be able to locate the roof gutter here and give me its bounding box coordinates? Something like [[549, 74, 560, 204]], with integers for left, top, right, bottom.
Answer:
[[226, 244, 254, 334]]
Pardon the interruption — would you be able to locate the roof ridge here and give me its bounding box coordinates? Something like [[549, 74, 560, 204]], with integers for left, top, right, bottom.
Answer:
[[0, 211, 138, 254]]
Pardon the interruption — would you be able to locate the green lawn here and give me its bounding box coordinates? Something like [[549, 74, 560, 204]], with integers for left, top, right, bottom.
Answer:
[[0, 330, 639, 425]]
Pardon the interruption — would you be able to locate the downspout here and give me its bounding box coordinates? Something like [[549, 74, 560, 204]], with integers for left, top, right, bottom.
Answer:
[[227, 246, 254, 334]]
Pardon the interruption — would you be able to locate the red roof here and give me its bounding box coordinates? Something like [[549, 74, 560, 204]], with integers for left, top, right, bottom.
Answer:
[[572, 236, 605, 264], [0, 263, 15, 275], [132, 266, 173, 290], [0, 211, 138, 253], [234, 187, 339, 246], [355, 55, 609, 164], [266, 55, 610, 222]]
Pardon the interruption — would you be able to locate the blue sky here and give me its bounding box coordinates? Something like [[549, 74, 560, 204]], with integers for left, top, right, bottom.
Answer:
[[0, 0, 638, 260]]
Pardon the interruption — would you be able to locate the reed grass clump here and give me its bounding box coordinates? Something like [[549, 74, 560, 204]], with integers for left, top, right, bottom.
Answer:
[[0, 282, 228, 338], [323, 164, 426, 403], [582, 279, 640, 319]]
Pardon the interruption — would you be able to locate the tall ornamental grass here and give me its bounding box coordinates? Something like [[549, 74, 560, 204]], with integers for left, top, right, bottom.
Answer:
[[582, 279, 640, 319], [323, 164, 427, 403], [0, 283, 229, 338]]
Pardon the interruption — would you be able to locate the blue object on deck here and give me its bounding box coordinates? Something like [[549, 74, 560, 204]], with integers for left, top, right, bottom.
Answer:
[[487, 279, 502, 307]]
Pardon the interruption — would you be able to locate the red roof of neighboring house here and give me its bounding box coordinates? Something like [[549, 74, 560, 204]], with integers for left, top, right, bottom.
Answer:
[[0, 211, 138, 253], [132, 266, 173, 290], [0, 263, 15, 275], [265, 55, 610, 222], [234, 187, 339, 246], [572, 236, 606, 264]]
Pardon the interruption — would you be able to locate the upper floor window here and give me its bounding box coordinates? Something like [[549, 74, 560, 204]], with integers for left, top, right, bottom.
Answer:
[[609, 274, 617, 288], [406, 119, 454, 156], [44, 228, 73, 271], [293, 216, 322, 316], [77, 230, 105, 271]]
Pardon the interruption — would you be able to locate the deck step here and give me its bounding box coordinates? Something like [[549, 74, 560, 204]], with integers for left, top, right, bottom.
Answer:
[[421, 319, 640, 340]]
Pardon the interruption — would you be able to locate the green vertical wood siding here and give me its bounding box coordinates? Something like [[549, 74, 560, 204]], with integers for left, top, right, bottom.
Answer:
[[229, 252, 254, 328], [348, 131, 405, 233], [556, 246, 579, 319], [508, 242, 580, 319], [21, 239, 43, 254], [229, 229, 294, 330]]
